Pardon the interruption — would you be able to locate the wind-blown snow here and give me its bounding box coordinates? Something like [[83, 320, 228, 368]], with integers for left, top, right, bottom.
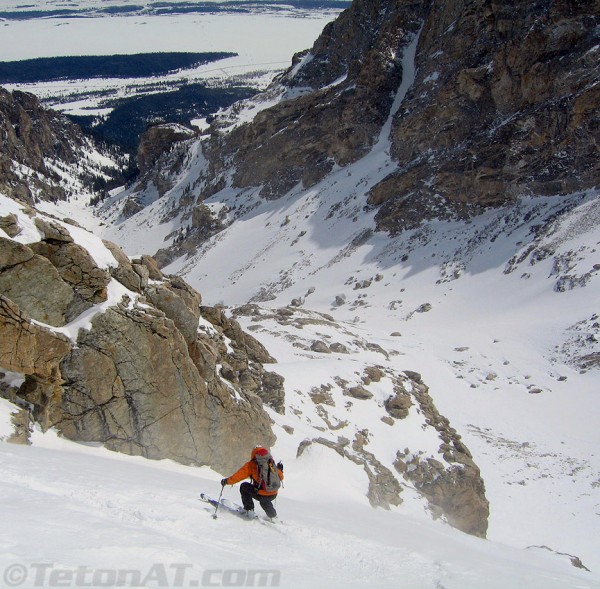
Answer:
[[0, 195, 43, 243], [57, 220, 118, 270]]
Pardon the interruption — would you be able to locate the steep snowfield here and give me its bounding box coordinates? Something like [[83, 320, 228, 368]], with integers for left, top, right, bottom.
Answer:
[[1, 423, 599, 589], [37, 138, 600, 571], [165, 181, 600, 570], [3, 180, 600, 586]]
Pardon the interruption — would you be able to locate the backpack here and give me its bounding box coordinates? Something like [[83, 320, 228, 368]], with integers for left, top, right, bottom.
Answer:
[[253, 451, 281, 493]]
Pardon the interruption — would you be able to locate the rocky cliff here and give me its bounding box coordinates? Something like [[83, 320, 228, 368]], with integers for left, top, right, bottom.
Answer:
[[0, 88, 125, 204], [202, 0, 426, 202], [369, 0, 599, 233], [0, 199, 283, 473]]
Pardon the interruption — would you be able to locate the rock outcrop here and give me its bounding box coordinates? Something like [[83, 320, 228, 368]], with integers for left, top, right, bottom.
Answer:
[[294, 369, 490, 539], [203, 0, 426, 201], [369, 0, 599, 233], [0, 235, 75, 326], [0, 294, 72, 380], [232, 304, 489, 536], [0, 88, 124, 204], [297, 435, 404, 511], [55, 297, 272, 472], [131, 123, 197, 203], [137, 123, 197, 177], [393, 373, 489, 538], [0, 203, 281, 473]]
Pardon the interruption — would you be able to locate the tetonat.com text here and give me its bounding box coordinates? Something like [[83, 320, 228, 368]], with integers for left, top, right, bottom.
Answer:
[[2, 562, 281, 587]]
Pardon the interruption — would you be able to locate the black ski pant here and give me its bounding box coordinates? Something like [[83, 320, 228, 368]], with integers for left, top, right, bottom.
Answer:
[[240, 482, 277, 518]]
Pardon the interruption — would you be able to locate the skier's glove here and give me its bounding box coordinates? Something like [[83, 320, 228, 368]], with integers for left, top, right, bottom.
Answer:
[[276, 461, 283, 472], [221, 478, 228, 487]]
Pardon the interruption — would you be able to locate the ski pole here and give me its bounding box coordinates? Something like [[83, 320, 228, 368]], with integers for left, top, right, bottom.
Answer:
[[213, 484, 225, 520]]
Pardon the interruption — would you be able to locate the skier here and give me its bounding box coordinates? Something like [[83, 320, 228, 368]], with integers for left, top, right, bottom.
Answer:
[[221, 446, 284, 519]]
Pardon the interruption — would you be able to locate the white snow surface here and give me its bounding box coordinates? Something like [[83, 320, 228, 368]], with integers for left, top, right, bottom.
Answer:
[[0, 8, 338, 62], [3, 188, 600, 588], [0, 430, 599, 589], [4, 163, 600, 588], [94, 105, 600, 576]]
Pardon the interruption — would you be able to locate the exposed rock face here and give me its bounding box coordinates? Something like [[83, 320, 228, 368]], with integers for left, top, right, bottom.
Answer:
[[344, 384, 374, 400], [0, 88, 124, 203], [384, 386, 412, 419], [137, 124, 197, 176], [0, 236, 74, 326], [30, 239, 111, 313], [370, 0, 600, 233], [394, 375, 489, 538], [198, 305, 285, 414], [203, 0, 426, 201], [0, 205, 281, 474], [55, 299, 272, 472], [0, 294, 71, 380], [146, 280, 201, 344], [103, 240, 150, 293], [134, 123, 197, 199], [0, 213, 21, 237], [7, 407, 33, 445]]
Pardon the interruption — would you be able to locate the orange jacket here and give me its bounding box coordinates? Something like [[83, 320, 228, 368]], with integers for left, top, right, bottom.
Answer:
[[226, 460, 284, 497]]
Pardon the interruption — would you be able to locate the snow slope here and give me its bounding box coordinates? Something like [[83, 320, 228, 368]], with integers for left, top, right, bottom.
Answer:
[[160, 179, 600, 569], [1, 425, 599, 589], [3, 180, 600, 586]]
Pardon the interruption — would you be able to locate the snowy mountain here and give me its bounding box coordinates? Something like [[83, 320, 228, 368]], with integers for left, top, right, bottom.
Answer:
[[1, 0, 599, 586], [91, 148, 600, 570], [6, 190, 600, 588], [89, 0, 599, 571]]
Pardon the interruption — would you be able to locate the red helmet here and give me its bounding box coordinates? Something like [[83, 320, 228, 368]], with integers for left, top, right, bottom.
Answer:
[[251, 446, 269, 459]]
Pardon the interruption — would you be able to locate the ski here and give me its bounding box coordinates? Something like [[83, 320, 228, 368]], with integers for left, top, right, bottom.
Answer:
[[200, 493, 246, 518], [199, 493, 283, 527]]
